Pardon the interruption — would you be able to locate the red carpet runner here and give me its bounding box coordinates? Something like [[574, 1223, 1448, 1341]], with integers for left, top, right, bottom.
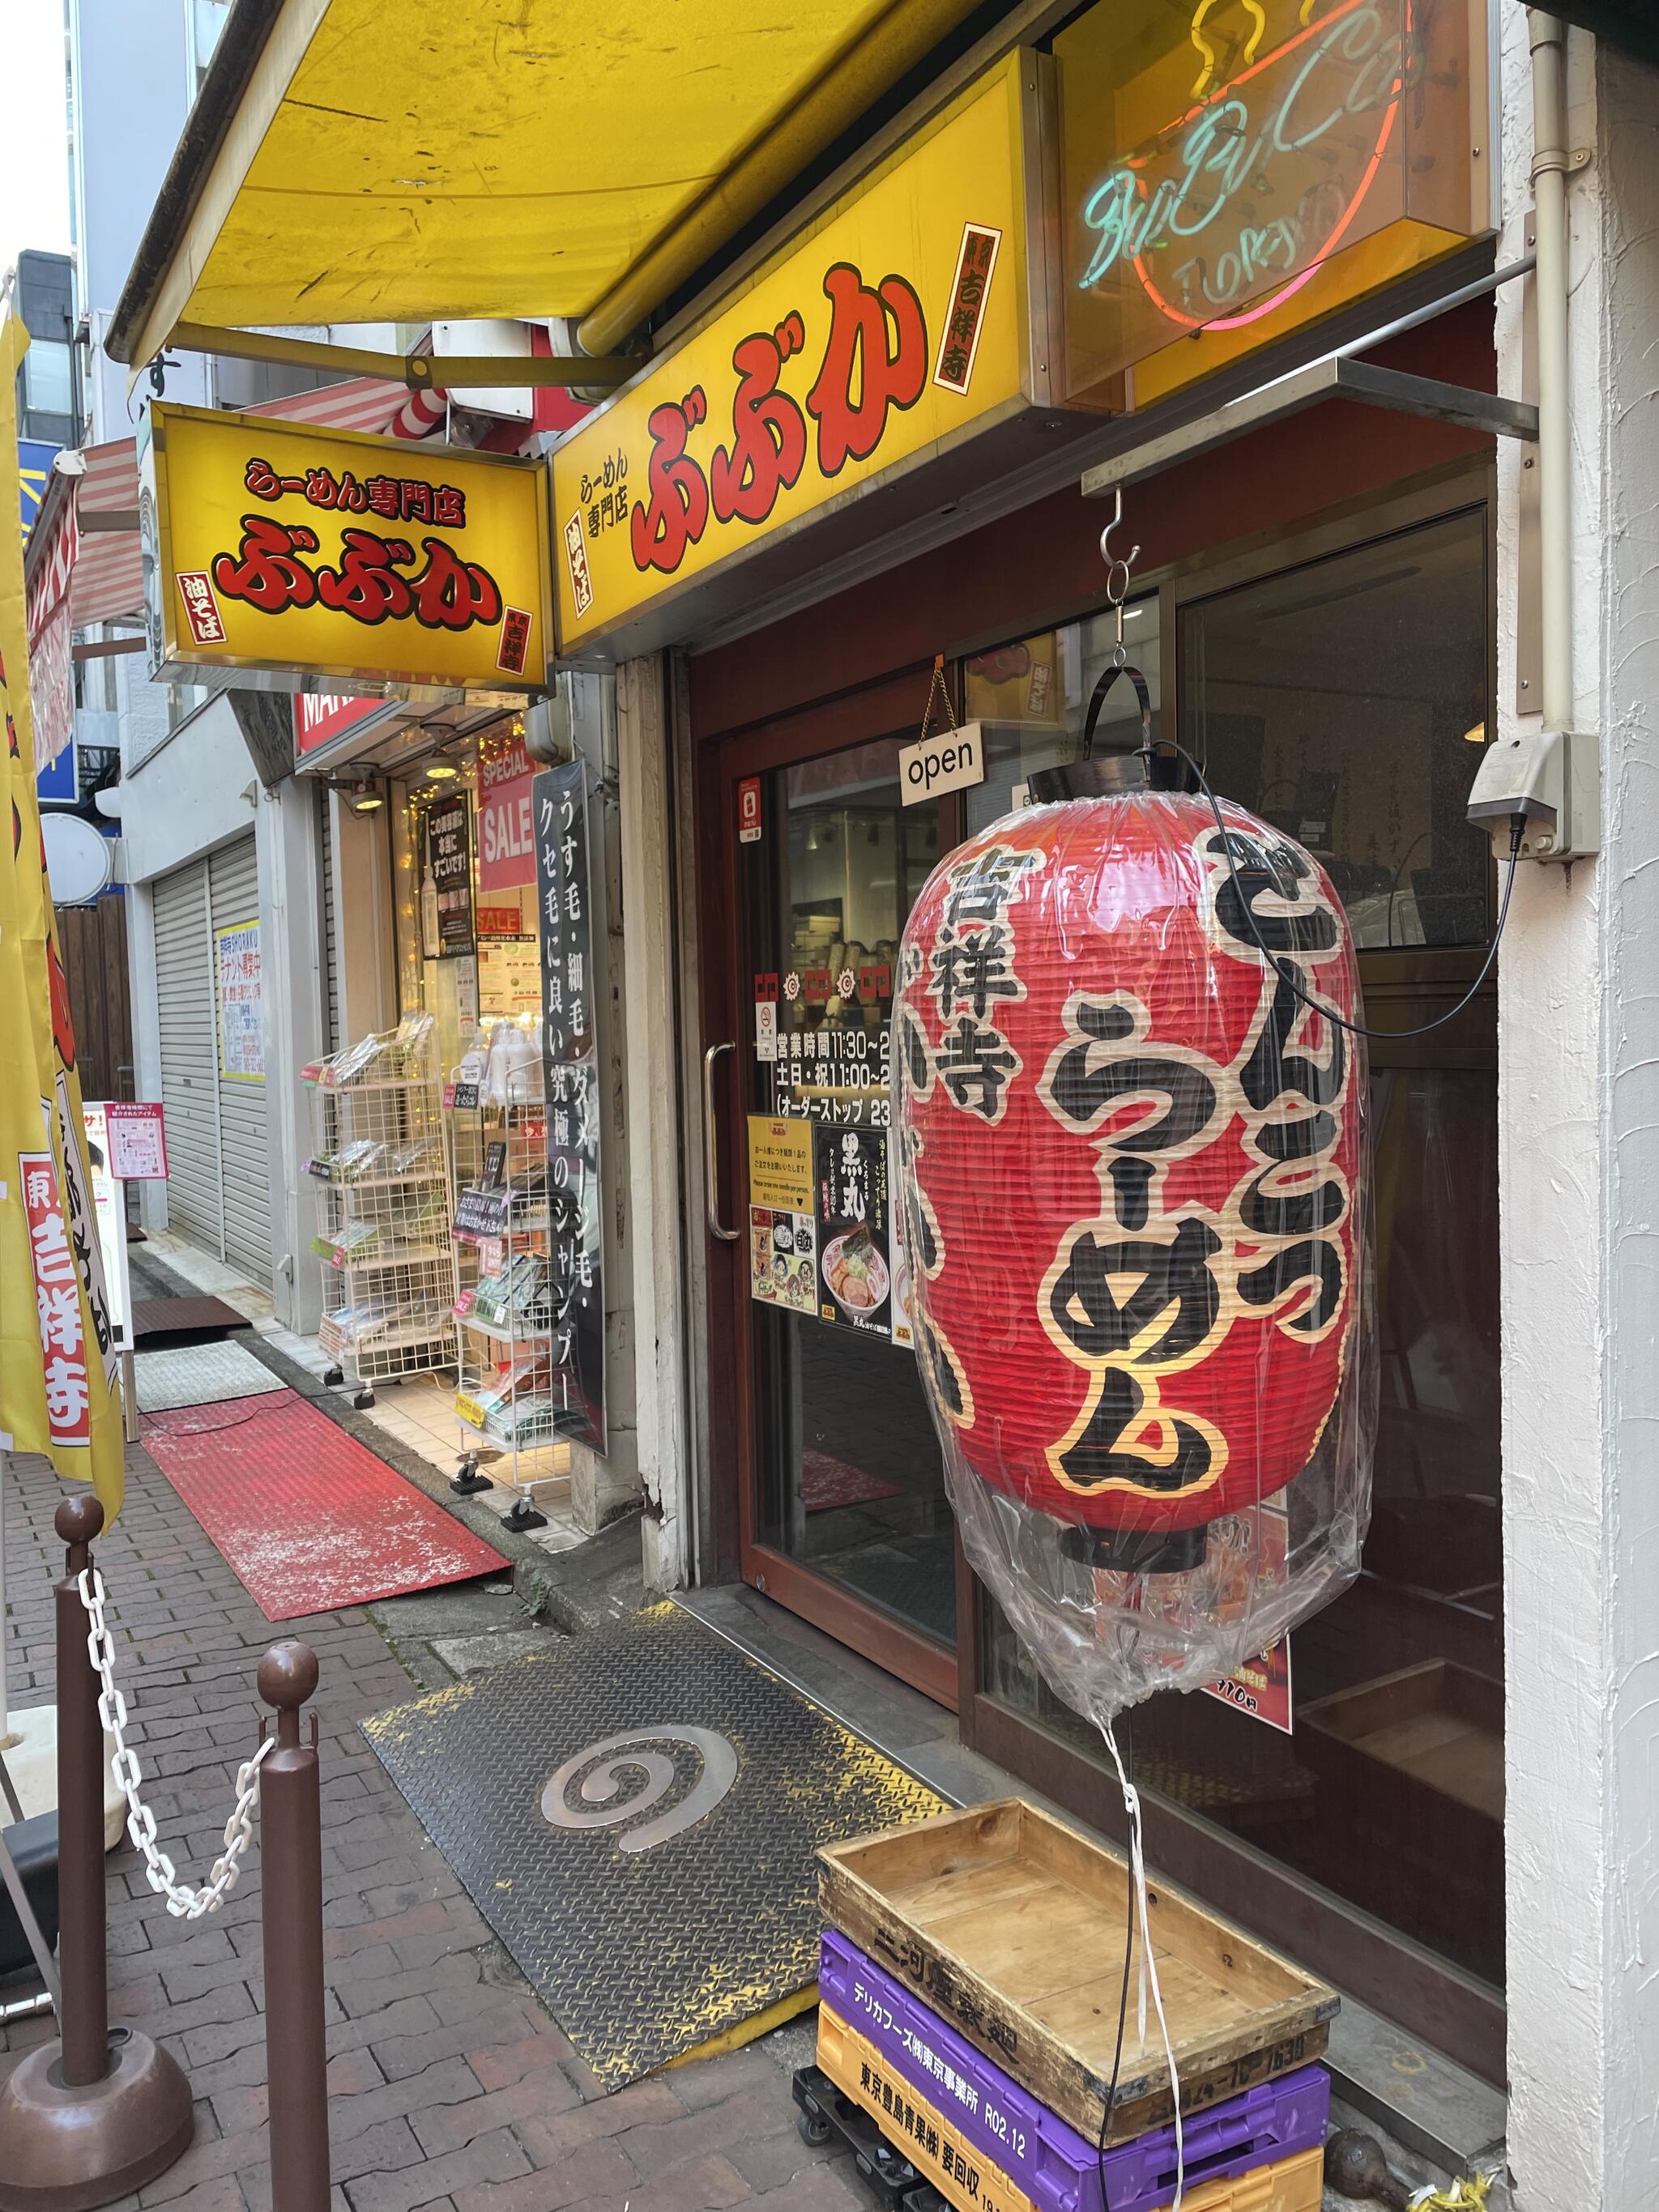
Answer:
[[143, 1388, 506, 1621]]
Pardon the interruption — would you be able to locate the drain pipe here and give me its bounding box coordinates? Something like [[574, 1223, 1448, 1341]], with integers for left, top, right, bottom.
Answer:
[[1529, 9, 1574, 735]]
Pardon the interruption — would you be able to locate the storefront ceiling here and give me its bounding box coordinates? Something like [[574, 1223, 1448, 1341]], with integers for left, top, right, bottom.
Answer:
[[106, 0, 958, 374], [1547, 0, 1659, 63]]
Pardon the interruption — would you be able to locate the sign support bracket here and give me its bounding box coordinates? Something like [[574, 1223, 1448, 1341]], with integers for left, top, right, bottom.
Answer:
[[1081, 357, 1538, 500], [168, 322, 641, 393]]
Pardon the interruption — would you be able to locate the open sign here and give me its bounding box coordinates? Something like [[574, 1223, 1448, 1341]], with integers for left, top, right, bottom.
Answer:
[[898, 720, 986, 806]]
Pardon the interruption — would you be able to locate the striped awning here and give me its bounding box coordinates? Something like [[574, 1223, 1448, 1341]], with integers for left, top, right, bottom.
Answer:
[[70, 439, 144, 629], [24, 473, 78, 770]]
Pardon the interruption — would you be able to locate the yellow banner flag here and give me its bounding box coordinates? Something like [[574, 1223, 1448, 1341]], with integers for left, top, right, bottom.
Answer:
[[0, 308, 125, 1517]]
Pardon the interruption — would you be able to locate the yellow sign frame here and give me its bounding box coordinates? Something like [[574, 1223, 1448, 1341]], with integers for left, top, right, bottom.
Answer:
[[552, 53, 1052, 657], [141, 401, 556, 701]]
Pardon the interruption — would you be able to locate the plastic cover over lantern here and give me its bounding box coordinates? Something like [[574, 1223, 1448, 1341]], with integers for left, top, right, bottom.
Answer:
[[894, 751, 1377, 1725]]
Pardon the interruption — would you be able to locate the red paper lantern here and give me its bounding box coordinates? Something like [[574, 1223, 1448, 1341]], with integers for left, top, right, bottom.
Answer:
[[895, 784, 1365, 1569]]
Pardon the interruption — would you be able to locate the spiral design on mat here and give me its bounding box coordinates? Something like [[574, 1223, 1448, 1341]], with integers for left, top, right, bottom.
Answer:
[[539, 1727, 739, 1853]]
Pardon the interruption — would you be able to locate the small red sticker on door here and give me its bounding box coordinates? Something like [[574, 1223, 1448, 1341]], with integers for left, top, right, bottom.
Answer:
[[738, 776, 762, 845]]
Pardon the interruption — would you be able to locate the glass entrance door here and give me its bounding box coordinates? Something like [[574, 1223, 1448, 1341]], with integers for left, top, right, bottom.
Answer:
[[732, 735, 961, 1696]]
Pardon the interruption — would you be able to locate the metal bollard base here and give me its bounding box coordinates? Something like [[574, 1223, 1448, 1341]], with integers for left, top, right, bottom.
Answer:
[[0, 2027, 194, 2212]]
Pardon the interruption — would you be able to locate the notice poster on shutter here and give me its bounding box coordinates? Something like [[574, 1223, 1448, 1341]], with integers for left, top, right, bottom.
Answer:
[[103, 1101, 168, 1180], [214, 918, 264, 1080], [532, 761, 605, 1454]]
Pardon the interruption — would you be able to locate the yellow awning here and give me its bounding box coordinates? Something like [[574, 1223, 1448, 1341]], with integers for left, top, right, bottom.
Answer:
[[109, 0, 980, 374]]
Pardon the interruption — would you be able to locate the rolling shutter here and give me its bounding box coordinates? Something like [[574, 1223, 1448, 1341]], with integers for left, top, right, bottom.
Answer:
[[209, 836, 271, 1282], [152, 859, 222, 1257]]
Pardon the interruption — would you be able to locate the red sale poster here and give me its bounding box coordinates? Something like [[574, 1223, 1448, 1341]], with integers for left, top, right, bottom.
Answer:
[[477, 738, 537, 893]]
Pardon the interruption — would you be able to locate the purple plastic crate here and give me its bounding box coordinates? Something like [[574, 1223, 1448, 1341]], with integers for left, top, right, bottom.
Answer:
[[820, 1929, 1328, 2212]]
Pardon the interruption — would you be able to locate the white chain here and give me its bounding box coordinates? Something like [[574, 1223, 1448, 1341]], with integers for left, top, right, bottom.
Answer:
[[77, 1567, 273, 1920]]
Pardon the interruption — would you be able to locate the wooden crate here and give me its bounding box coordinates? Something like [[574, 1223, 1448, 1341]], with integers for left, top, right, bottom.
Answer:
[[819, 1797, 1337, 2145]]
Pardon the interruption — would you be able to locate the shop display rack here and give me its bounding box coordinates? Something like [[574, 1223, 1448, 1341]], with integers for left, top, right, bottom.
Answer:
[[305, 1012, 459, 1410], [447, 1021, 572, 1532]]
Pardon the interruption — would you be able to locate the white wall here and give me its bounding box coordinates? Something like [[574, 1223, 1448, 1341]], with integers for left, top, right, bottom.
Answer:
[[1496, 19, 1659, 2206], [617, 657, 689, 1590], [70, 0, 211, 440], [120, 694, 259, 888]]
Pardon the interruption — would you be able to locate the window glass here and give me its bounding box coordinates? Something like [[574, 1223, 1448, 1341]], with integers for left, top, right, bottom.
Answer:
[[983, 1066, 1502, 1984], [983, 508, 1503, 1993], [746, 739, 957, 1647], [962, 600, 1162, 835], [1179, 510, 1490, 947], [23, 340, 73, 417]]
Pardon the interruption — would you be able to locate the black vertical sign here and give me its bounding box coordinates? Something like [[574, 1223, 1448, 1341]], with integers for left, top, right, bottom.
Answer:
[[425, 790, 475, 957], [533, 763, 606, 1452]]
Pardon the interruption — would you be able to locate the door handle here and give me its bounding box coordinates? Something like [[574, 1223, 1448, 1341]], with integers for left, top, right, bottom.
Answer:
[[702, 1042, 740, 1243]]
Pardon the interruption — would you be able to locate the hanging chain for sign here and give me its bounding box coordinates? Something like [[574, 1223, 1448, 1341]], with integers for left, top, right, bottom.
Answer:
[[79, 1567, 272, 1920], [917, 652, 957, 741]]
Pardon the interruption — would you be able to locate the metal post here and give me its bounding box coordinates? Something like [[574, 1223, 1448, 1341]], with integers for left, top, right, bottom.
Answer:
[[258, 1642, 330, 2212], [120, 1353, 139, 1447], [0, 1498, 193, 2212], [55, 1500, 107, 2089], [1529, 9, 1574, 734]]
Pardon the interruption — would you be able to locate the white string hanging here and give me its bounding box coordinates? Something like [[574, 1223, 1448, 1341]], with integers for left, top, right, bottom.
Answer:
[[1100, 1718, 1184, 2212]]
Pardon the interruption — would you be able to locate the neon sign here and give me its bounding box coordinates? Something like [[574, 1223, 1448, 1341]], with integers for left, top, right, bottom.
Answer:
[[1077, 0, 1416, 330]]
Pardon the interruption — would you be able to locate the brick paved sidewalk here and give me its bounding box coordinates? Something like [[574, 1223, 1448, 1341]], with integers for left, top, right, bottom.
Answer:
[[1, 1442, 862, 2212]]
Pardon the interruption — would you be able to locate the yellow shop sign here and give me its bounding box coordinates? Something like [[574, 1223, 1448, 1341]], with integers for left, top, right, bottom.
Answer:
[[552, 55, 1038, 654], [140, 403, 554, 697]]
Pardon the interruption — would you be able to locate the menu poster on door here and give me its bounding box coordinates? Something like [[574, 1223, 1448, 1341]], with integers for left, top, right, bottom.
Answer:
[[750, 1207, 817, 1313], [424, 791, 476, 957], [214, 918, 264, 1080], [813, 1123, 892, 1336], [747, 1116, 817, 1315], [532, 761, 606, 1453]]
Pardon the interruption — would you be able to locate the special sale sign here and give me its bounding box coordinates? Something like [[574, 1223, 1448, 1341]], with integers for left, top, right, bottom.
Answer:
[[552, 55, 1034, 653], [477, 737, 538, 893], [141, 403, 555, 697]]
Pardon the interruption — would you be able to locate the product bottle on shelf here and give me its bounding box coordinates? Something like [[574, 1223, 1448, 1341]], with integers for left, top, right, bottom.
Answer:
[[420, 861, 441, 960]]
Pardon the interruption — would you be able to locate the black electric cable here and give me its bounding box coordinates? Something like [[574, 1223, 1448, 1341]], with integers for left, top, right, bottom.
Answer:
[[1095, 1715, 1137, 2211], [1151, 737, 1527, 1045]]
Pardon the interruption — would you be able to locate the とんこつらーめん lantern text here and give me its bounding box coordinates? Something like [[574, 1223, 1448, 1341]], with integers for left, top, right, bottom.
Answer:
[[894, 771, 1376, 1720]]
